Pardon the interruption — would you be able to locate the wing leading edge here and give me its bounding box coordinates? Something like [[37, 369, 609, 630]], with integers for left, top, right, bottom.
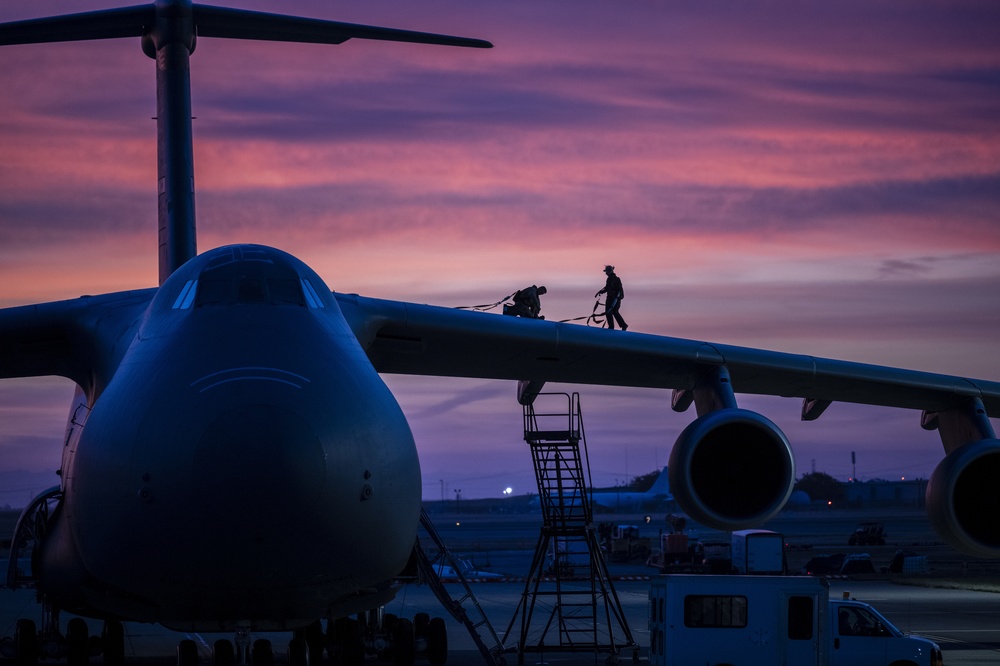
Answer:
[[334, 292, 1000, 418]]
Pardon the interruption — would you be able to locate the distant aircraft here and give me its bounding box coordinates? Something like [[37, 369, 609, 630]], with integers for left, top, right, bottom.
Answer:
[[591, 467, 673, 512], [529, 467, 673, 513], [1, 2, 999, 666]]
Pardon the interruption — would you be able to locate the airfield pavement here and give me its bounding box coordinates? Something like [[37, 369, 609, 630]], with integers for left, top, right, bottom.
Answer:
[[2, 508, 1000, 665]]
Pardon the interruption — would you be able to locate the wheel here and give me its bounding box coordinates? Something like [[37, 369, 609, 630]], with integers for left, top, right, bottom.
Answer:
[[426, 617, 447, 665], [303, 620, 325, 666], [413, 612, 429, 638], [14, 619, 38, 666], [213, 639, 235, 666], [383, 613, 398, 632], [288, 637, 309, 666], [392, 618, 414, 666], [177, 639, 198, 666], [102, 620, 125, 666], [251, 639, 273, 666], [328, 618, 364, 666], [67, 617, 90, 666]]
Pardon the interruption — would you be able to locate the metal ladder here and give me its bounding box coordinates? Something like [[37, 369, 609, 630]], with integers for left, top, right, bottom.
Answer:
[[503, 392, 637, 664], [414, 508, 506, 665]]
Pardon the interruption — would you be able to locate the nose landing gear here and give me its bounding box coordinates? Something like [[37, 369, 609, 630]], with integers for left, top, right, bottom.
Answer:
[[323, 610, 447, 666]]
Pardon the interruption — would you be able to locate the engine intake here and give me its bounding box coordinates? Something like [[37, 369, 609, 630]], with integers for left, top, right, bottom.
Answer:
[[927, 439, 1000, 558], [669, 408, 794, 531]]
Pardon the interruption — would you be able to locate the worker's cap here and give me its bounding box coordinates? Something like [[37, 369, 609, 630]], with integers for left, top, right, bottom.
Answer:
[[537, 286, 547, 294], [604, 265, 614, 271]]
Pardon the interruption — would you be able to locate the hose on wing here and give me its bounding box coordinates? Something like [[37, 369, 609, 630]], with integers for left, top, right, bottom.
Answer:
[[455, 292, 517, 312], [557, 299, 607, 327]]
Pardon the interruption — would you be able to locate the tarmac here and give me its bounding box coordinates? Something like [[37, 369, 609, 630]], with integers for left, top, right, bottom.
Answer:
[[3, 508, 1000, 665]]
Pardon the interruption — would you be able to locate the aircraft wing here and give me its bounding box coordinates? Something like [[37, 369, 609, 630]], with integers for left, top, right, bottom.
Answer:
[[0, 289, 156, 391], [335, 292, 1000, 417]]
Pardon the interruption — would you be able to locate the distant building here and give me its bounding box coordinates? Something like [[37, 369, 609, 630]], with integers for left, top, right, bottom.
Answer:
[[843, 478, 928, 509]]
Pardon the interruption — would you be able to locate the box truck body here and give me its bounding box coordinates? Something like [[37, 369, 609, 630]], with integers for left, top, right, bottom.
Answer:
[[730, 529, 784, 574], [648, 574, 943, 666]]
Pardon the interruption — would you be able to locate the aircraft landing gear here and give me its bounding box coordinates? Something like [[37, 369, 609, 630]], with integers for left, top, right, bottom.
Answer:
[[4, 602, 125, 666], [323, 609, 448, 666]]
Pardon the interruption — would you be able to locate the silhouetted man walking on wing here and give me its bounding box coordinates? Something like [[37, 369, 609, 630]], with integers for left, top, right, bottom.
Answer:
[[596, 265, 628, 330]]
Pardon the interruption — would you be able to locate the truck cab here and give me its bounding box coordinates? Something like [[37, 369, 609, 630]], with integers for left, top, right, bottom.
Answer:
[[831, 598, 942, 666]]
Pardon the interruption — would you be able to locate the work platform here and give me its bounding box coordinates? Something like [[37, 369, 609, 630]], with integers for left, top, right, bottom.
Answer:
[[504, 393, 638, 665]]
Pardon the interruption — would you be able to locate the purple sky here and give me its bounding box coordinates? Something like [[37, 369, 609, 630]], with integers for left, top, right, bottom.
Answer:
[[1, 1, 999, 506]]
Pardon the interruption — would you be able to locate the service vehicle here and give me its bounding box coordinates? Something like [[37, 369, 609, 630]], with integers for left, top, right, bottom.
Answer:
[[850, 521, 888, 546], [604, 524, 653, 562], [648, 574, 943, 666], [730, 529, 785, 574]]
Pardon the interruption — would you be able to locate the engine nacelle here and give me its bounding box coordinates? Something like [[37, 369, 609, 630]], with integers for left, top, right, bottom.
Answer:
[[926, 439, 1000, 558], [669, 408, 795, 531]]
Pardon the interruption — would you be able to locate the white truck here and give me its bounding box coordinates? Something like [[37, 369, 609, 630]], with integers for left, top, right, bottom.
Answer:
[[730, 529, 785, 574], [648, 574, 943, 666]]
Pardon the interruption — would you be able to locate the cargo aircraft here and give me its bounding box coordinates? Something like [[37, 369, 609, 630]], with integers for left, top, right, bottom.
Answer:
[[589, 467, 673, 513], [529, 467, 674, 513], [1, 2, 999, 665]]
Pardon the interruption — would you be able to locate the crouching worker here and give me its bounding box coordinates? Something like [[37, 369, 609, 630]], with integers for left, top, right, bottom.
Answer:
[[503, 285, 547, 319]]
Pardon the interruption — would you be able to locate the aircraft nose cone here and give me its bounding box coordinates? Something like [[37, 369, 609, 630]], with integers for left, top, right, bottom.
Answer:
[[194, 404, 326, 523]]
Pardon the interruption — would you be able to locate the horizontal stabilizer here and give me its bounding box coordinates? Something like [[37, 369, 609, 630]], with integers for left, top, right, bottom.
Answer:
[[192, 5, 493, 49], [0, 5, 151, 45], [0, 3, 492, 50]]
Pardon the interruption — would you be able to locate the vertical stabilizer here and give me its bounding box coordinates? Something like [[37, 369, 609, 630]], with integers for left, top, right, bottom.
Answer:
[[146, 1, 198, 285]]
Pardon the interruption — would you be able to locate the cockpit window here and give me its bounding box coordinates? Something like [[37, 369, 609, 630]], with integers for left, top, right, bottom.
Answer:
[[169, 247, 328, 310], [171, 280, 198, 310], [193, 276, 307, 307], [272, 279, 308, 305], [301, 279, 326, 309]]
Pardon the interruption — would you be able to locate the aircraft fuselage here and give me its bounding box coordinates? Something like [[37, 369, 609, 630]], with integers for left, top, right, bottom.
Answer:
[[37, 245, 420, 631]]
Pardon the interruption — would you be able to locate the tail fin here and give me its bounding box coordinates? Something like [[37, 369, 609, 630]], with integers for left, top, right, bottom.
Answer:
[[648, 466, 671, 495], [0, 1, 490, 284]]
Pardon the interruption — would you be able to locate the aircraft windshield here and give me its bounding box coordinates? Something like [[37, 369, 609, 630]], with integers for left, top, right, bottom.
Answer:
[[168, 246, 329, 310]]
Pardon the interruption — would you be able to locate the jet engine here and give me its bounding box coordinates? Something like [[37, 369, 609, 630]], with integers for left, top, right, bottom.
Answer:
[[668, 408, 795, 531], [926, 438, 1000, 558]]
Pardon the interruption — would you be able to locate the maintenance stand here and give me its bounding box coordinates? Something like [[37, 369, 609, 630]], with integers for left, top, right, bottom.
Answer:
[[503, 392, 638, 665]]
